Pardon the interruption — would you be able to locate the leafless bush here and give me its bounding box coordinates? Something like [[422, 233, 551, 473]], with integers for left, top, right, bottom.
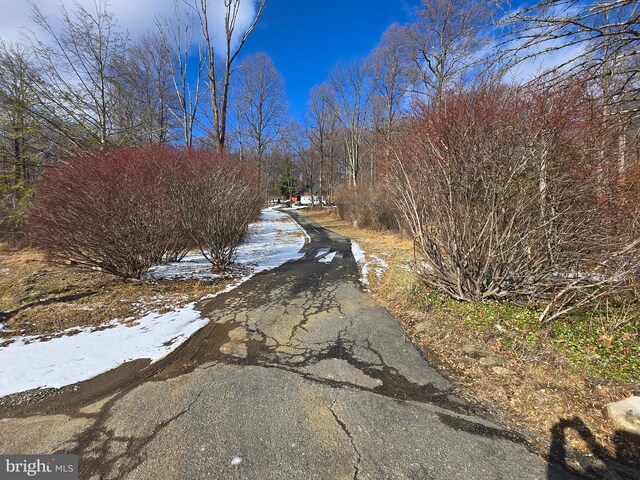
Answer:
[[386, 83, 640, 313], [28, 147, 190, 278], [335, 184, 399, 231], [175, 151, 261, 270], [29, 147, 262, 277]]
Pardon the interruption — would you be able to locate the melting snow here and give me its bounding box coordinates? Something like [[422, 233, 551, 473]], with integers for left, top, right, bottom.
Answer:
[[351, 243, 389, 287], [235, 208, 306, 273], [351, 241, 369, 286], [370, 255, 389, 279], [144, 208, 306, 281], [0, 208, 306, 398], [0, 305, 206, 397], [318, 252, 338, 264]]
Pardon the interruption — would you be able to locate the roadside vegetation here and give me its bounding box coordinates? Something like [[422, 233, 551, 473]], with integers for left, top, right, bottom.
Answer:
[[0, 241, 233, 344], [0, 145, 261, 349], [29, 147, 261, 278], [306, 208, 639, 466]]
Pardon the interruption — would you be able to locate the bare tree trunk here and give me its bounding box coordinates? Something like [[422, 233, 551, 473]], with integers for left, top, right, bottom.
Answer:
[[197, 0, 266, 152], [158, 0, 203, 149]]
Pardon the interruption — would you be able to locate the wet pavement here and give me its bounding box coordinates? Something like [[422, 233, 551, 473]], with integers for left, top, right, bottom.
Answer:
[[0, 211, 578, 479]]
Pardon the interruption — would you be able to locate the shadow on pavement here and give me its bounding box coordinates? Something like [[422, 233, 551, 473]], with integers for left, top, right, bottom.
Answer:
[[547, 417, 640, 479]]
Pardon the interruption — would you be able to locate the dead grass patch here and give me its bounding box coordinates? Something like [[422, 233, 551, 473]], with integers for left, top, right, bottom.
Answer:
[[0, 243, 232, 342], [304, 208, 639, 466]]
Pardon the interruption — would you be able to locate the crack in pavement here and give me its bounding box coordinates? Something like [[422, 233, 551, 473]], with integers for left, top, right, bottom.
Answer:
[[328, 396, 361, 480], [197, 307, 474, 419], [287, 283, 342, 347], [65, 382, 208, 479]]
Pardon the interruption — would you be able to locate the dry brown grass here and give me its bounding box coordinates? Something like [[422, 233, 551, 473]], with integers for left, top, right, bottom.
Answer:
[[305, 208, 638, 465], [0, 243, 232, 342]]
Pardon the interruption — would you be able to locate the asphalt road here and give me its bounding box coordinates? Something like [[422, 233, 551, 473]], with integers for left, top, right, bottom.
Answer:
[[0, 211, 578, 479]]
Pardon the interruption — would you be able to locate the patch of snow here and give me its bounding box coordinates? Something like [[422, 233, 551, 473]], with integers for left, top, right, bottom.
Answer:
[[370, 255, 389, 279], [315, 248, 339, 264], [351, 241, 369, 286], [145, 253, 225, 281], [0, 304, 208, 397], [0, 208, 307, 398], [351, 244, 389, 285], [550, 271, 609, 282], [235, 208, 306, 273], [144, 208, 306, 281], [0, 268, 10, 275], [231, 456, 243, 466]]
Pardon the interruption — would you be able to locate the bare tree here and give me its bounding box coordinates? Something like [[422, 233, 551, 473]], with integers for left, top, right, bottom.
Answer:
[[503, 0, 640, 180], [0, 41, 47, 230], [232, 52, 289, 190], [367, 23, 413, 182], [196, 0, 267, 151], [158, 0, 205, 149], [114, 34, 178, 145], [368, 23, 413, 141], [504, 0, 640, 114], [329, 61, 373, 187], [0, 42, 43, 182], [410, 0, 499, 105], [28, 1, 127, 149], [306, 83, 339, 202]]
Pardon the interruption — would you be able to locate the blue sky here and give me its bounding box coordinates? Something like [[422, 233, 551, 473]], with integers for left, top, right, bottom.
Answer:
[[1, 0, 557, 124], [0, 0, 421, 122], [241, 0, 422, 119]]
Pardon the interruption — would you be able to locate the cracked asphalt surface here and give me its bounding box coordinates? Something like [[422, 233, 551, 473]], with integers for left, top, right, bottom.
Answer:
[[0, 211, 576, 479]]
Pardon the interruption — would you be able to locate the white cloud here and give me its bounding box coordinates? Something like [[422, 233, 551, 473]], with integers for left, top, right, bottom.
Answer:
[[498, 2, 586, 84], [0, 0, 259, 49], [0, 0, 32, 44], [505, 41, 586, 84]]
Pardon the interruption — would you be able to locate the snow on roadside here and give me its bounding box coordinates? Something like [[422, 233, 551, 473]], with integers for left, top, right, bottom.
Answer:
[[143, 253, 225, 281], [318, 251, 337, 264], [234, 207, 306, 273], [0, 305, 206, 397], [0, 208, 306, 398], [370, 255, 389, 279], [351, 241, 369, 286], [351, 242, 389, 287], [144, 207, 306, 280]]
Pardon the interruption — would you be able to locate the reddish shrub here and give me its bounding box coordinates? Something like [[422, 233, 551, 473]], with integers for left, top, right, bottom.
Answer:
[[29, 147, 262, 277], [174, 151, 261, 270], [29, 146, 189, 278], [385, 84, 601, 302]]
